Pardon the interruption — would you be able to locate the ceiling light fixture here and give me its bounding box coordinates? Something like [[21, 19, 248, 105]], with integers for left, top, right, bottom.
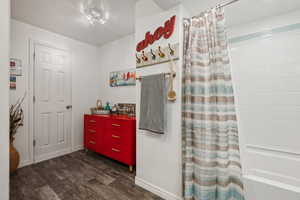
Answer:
[[82, 0, 109, 25]]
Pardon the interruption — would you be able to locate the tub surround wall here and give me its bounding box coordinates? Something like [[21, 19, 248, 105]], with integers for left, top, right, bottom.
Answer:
[[229, 10, 300, 200]]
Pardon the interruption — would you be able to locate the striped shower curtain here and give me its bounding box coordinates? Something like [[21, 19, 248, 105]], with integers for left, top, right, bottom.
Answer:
[[182, 8, 245, 200]]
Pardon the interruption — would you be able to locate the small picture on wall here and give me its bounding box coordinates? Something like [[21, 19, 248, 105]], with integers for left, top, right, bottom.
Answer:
[[10, 76, 16, 90], [110, 69, 136, 87], [10, 58, 22, 76]]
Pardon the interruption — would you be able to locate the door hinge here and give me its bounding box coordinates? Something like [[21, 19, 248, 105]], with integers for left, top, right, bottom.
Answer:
[[33, 96, 36, 103], [33, 139, 36, 147]]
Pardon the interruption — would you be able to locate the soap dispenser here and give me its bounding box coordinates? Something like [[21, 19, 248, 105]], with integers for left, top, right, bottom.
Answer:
[[104, 102, 111, 111]]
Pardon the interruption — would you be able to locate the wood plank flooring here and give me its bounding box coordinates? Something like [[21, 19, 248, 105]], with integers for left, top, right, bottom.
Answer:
[[10, 150, 164, 200]]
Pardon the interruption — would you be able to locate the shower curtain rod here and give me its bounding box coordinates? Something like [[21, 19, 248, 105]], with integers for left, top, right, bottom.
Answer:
[[186, 0, 240, 20], [217, 0, 239, 9]]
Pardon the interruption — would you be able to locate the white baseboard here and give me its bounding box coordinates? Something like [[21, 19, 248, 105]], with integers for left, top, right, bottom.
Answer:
[[18, 146, 83, 169], [135, 176, 182, 200], [19, 159, 33, 168], [34, 148, 72, 164], [73, 144, 84, 152]]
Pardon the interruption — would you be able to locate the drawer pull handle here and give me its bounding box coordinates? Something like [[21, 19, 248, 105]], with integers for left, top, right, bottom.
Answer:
[[89, 141, 96, 144], [89, 129, 96, 133], [112, 148, 120, 152], [112, 135, 120, 139], [89, 120, 96, 123], [112, 124, 121, 127]]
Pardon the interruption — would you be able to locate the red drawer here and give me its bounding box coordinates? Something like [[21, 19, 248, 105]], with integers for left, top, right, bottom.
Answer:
[[85, 116, 98, 127], [111, 132, 122, 142], [106, 132, 123, 159], [110, 119, 128, 131], [109, 145, 124, 162], [85, 134, 97, 151], [85, 127, 97, 135]]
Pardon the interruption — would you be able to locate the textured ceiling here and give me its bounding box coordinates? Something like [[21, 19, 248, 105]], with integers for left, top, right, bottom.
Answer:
[[11, 0, 137, 46]]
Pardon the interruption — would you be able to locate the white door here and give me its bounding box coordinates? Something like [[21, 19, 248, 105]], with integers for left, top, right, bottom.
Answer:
[[34, 43, 72, 162]]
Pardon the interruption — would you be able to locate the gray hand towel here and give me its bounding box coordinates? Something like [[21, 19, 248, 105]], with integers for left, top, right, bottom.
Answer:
[[139, 74, 166, 134]]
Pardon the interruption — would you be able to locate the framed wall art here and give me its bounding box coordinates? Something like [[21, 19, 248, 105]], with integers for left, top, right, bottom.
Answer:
[[110, 69, 136, 87]]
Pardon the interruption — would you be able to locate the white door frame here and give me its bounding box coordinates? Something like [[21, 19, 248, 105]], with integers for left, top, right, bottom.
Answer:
[[28, 39, 73, 164]]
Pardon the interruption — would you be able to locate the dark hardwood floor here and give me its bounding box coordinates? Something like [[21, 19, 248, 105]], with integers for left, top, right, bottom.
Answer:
[[10, 150, 163, 200]]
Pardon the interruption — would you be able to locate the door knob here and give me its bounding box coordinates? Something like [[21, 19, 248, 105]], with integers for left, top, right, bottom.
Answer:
[[66, 105, 72, 109]]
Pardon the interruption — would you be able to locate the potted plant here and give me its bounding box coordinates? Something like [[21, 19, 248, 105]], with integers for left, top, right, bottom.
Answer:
[[9, 94, 25, 174]]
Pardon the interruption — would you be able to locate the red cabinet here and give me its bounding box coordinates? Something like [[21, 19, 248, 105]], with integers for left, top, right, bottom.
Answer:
[[84, 114, 136, 171]]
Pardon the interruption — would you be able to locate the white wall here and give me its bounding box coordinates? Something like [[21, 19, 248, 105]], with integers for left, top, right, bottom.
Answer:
[[229, 10, 300, 200], [97, 34, 136, 104], [0, 0, 10, 199], [10, 20, 102, 167], [135, 1, 184, 199]]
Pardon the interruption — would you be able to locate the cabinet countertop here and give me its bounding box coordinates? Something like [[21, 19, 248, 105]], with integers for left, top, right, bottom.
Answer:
[[85, 114, 136, 121]]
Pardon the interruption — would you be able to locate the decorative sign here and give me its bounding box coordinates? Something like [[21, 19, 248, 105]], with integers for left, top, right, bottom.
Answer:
[[136, 15, 176, 52], [10, 58, 22, 76], [110, 69, 136, 87]]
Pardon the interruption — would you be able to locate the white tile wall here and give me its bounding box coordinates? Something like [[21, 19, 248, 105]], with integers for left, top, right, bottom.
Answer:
[[230, 23, 300, 194]]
